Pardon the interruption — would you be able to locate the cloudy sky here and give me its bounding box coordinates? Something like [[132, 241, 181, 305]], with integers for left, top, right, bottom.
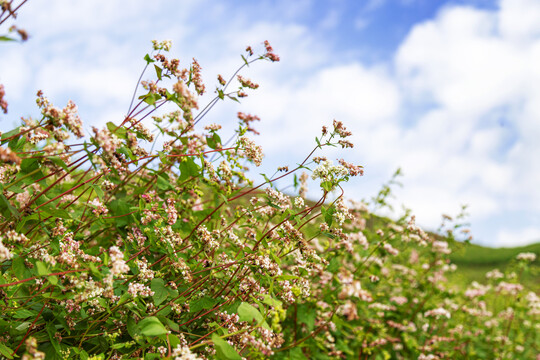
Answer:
[[1, 0, 540, 247]]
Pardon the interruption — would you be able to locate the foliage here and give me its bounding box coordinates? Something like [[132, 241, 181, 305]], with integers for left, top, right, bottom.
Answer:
[[0, 7, 539, 359]]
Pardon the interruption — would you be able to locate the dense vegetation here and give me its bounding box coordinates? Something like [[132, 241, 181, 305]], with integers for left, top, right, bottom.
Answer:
[[0, 4, 538, 359]]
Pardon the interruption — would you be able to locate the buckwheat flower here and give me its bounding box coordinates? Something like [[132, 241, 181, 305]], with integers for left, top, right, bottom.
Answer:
[[109, 246, 129, 276], [239, 136, 263, 166], [424, 307, 451, 319], [294, 197, 305, 208], [246, 45, 254, 56], [136, 258, 155, 281], [192, 198, 203, 212], [62, 100, 84, 138], [390, 296, 408, 305], [347, 232, 368, 250], [338, 139, 353, 148], [190, 58, 205, 95], [263, 40, 280, 62], [516, 252, 536, 262], [339, 300, 359, 320], [237, 75, 259, 89], [333, 119, 352, 137], [237, 112, 261, 135], [89, 198, 108, 216], [338, 159, 363, 177], [15, 190, 31, 207], [92, 127, 122, 155], [432, 240, 451, 254], [171, 337, 202, 360], [204, 123, 221, 131], [0, 237, 13, 261], [496, 281, 523, 295], [23, 337, 46, 360], [173, 80, 199, 109], [152, 39, 172, 51], [266, 187, 291, 210], [165, 198, 178, 225], [217, 74, 226, 86], [311, 160, 348, 183], [418, 354, 440, 360], [298, 171, 309, 198], [486, 268, 504, 280], [383, 243, 399, 256], [128, 282, 154, 297], [0, 84, 7, 114], [340, 280, 372, 301], [27, 244, 56, 266], [0, 145, 21, 165]]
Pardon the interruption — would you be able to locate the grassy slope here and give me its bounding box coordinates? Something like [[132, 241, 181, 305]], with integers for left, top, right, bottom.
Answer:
[[447, 241, 540, 290], [449, 242, 540, 266]]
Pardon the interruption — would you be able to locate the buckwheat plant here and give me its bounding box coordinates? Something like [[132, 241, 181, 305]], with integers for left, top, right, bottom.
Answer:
[[0, 34, 365, 359], [1, 7, 539, 359]]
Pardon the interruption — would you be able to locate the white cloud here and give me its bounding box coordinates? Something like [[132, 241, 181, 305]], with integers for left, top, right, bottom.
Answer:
[[386, 0, 540, 245], [495, 227, 540, 247]]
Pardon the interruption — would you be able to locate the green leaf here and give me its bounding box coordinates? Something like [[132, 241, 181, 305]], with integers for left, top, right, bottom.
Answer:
[[12, 256, 27, 279], [260, 173, 272, 183], [127, 316, 141, 341], [237, 302, 270, 330], [320, 181, 334, 192], [111, 342, 133, 350], [138, 316, 168, 336], [157, 174, 173, 191], [261, 294, 282, 309], [106, 122, 127, 139], [241, 54, 249, 66], [211, 334, 242, 360], [89, 184, 104, 200], [154, 64, 162, 80], [0, 35, 16, 42], [297, 304, 316, 331], [151, 278, 167, 306], [179, 158, 199, 181], [21, 158, 40, 174], [189, 296, 218, 313], [1, 127, 21, 142], [13, 309, 36, 319], [289, 347, 308, 359], [0, 194, 20, 219], [206, 133, 222, 150], [46, 322, 61, 355], [48, 156, 69, 171], [8, 136, 25, 152], [36, 261, 49, 276], [144, 54, 155, 64], [0, 343, 14, 359], [226, 94, 240, 103], [141, 92, 161, 106], [108, 199, 131, 227]]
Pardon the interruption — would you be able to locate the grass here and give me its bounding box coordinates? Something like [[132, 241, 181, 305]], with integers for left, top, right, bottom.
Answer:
[[448, 241, 540, 291]]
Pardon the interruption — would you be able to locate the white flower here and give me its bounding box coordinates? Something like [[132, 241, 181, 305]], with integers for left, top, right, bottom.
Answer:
[[516, 252, 536, 262]]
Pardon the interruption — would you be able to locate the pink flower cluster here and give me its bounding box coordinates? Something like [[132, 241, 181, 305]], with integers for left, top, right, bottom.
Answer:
[[0, 84, 7, 114], [239, 136, 263, 166]]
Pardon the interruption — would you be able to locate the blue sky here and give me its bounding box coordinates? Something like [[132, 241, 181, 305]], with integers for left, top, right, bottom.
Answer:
[[2, 0, 540, 247]]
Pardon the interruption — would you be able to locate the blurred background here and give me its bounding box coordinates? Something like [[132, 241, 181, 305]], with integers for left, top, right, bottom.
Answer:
[[1, 0, 539, 248]]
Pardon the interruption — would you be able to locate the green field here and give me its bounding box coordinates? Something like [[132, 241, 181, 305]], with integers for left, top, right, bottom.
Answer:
[[448, 241, 540, 290]]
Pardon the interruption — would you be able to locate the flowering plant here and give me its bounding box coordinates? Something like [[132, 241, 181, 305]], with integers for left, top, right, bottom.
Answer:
[[0, 4, 538, 359]]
